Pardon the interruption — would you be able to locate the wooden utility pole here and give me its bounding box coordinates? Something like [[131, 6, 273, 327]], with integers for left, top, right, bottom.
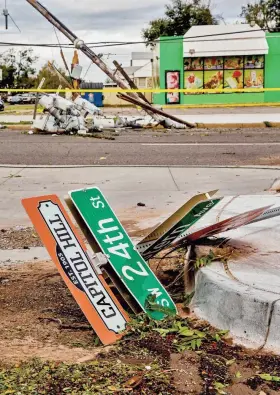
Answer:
[[26, 0, 194, 128], [113, 60, 150, 104]]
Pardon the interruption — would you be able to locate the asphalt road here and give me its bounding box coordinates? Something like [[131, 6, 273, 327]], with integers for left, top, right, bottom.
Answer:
[[1, 128, 280, 166]]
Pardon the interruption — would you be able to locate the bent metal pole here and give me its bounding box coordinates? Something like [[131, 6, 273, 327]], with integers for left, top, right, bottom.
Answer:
[[26, 0, 194, 128]]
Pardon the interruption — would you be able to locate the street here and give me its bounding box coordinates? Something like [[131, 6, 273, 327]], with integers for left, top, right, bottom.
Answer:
[[1, 128, 280, 166]]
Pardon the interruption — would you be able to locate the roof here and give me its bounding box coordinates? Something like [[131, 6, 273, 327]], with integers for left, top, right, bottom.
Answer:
[[131, 52, 153, 60], [183, 24, 269, 57], [122, 66, 142, 76], [134, 61, 152, 78]]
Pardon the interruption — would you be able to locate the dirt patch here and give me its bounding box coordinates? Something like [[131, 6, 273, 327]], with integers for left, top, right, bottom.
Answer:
[[0, 261, 100, 362], [258, 156, 280, 165], [0, 227, 43, 250], [171, 351, 203, 394], [1, 257, 280, 393], [0, 211, 160, 249]]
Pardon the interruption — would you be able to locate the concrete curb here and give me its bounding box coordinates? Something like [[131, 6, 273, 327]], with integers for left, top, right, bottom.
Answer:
[[196, 122, 269, 129], [1, 164, 280, 170], [192, 265, 280, 353]]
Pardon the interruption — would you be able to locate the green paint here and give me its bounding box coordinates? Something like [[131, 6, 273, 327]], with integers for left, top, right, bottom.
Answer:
[[265, 33, 280, 103], [154, 32, 280, 106], [69, 187, 177, 320]]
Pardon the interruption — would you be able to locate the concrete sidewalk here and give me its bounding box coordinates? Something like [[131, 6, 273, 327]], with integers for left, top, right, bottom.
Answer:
[[1, 108, 280, 127], [1, 166, 279, 227]]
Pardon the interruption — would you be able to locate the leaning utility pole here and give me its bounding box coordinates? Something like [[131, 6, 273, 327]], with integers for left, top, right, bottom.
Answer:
[[26, 0, 194, 128]]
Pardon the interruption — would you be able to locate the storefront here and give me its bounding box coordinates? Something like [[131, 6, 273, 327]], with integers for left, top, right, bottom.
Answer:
[[153, 24, 280, 106]]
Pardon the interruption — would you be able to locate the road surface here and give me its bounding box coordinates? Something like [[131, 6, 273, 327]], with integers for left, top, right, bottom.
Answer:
[[1, 128, 280, 166]]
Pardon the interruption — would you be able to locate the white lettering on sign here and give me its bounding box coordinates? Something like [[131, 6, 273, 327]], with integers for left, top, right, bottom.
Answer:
[[95, 217, 132, 260], [143, 201, 217, 260], [122, 261, 149, 281], [38, 201, 126, 333], [147, 288, 170, 307], [90, 196, 105, 209], [194, 201, 215, 217]]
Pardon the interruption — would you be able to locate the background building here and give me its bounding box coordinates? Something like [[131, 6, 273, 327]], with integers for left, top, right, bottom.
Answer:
[[153, 24, 280, 106]]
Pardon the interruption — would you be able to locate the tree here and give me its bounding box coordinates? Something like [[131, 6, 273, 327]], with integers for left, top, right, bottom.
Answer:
[[142, 0, 220, 44], [240, 0, 280, 31], [35, 63, 70, 89], [267, 0, 280, 30], [0, 48, 38, 88]]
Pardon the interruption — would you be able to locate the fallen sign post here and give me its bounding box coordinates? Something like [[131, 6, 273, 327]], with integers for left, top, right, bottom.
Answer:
[[69, 187, 177, 320], [136, 190, 222, 261], [172, 204, 273, 249], [22, 195, 129, 345]]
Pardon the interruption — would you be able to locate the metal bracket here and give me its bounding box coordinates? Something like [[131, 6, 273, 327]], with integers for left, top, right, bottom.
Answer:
[[89, 252, 109, 275]]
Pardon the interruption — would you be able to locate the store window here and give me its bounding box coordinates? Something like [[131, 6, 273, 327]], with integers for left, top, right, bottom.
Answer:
[[183, 55, 264, 93]]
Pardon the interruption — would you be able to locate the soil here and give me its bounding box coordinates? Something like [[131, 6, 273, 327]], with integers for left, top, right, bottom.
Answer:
[[0, 227, 43, 250], [1, 260, 280, 394], [0, 211, 160, 250]]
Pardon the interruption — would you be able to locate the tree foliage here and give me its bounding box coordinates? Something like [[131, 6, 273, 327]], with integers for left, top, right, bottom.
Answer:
[[35, 63, 70, 89], [142, 0, 220, 44], [0, 48, 38, 88], [240, 0, 280, 31]]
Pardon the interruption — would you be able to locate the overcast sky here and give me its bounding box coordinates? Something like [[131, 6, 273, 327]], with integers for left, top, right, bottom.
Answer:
[[2, 0, 247, 82]]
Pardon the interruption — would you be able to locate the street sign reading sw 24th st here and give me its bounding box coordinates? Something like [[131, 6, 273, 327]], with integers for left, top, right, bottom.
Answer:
[[69, 187, 177, 320], [22, 195, 129, 346]]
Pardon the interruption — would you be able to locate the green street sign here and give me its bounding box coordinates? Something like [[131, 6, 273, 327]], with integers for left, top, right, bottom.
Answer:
[[69, 187, 177, 320], [138, 197, 222, 261]]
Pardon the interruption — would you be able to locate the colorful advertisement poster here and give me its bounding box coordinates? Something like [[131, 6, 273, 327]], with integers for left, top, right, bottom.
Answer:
[[166, 70, 180, 104], [244, 69, 264, 88], [184, 71, 203, 94], [224, 70, 243, 89], [245, 55, 264, 69], [224, 56, 244, 69], [184, 57, 203, 71], [204, 57, 223, 70], [204, 70, 223, 90]]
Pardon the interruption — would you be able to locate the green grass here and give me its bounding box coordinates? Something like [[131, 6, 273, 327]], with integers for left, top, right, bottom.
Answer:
[[4, 104, 43, 113], [0, 121, 32, 125]]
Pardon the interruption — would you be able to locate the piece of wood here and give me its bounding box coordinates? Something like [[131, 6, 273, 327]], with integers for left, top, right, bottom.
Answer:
[[113, 60, 150, 104]]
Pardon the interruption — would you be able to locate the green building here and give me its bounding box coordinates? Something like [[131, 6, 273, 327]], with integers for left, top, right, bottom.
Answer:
[[153, 24, 280, 106]]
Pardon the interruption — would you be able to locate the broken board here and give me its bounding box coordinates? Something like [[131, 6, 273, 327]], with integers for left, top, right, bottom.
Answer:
[[69, 187, 177, 320], [137, 191, 222, 261], [22, 195, 129, 345]]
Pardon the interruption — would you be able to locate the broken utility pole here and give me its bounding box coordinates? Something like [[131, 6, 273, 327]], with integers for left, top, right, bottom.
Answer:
[[26, 0, 195, 129], [113, 60, 150, 105]]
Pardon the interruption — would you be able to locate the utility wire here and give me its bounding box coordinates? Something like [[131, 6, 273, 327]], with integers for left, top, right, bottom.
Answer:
[[8, 14, 21, 33], [0, 28, 268, 49]]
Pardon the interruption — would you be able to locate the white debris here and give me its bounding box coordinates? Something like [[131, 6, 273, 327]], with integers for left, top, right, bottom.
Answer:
[[33, 93, 168, 134], [28, 130, 33, 135]]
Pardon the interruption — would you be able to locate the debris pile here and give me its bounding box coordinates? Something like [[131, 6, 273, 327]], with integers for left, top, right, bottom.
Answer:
[[33, 93, 167, 134]]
